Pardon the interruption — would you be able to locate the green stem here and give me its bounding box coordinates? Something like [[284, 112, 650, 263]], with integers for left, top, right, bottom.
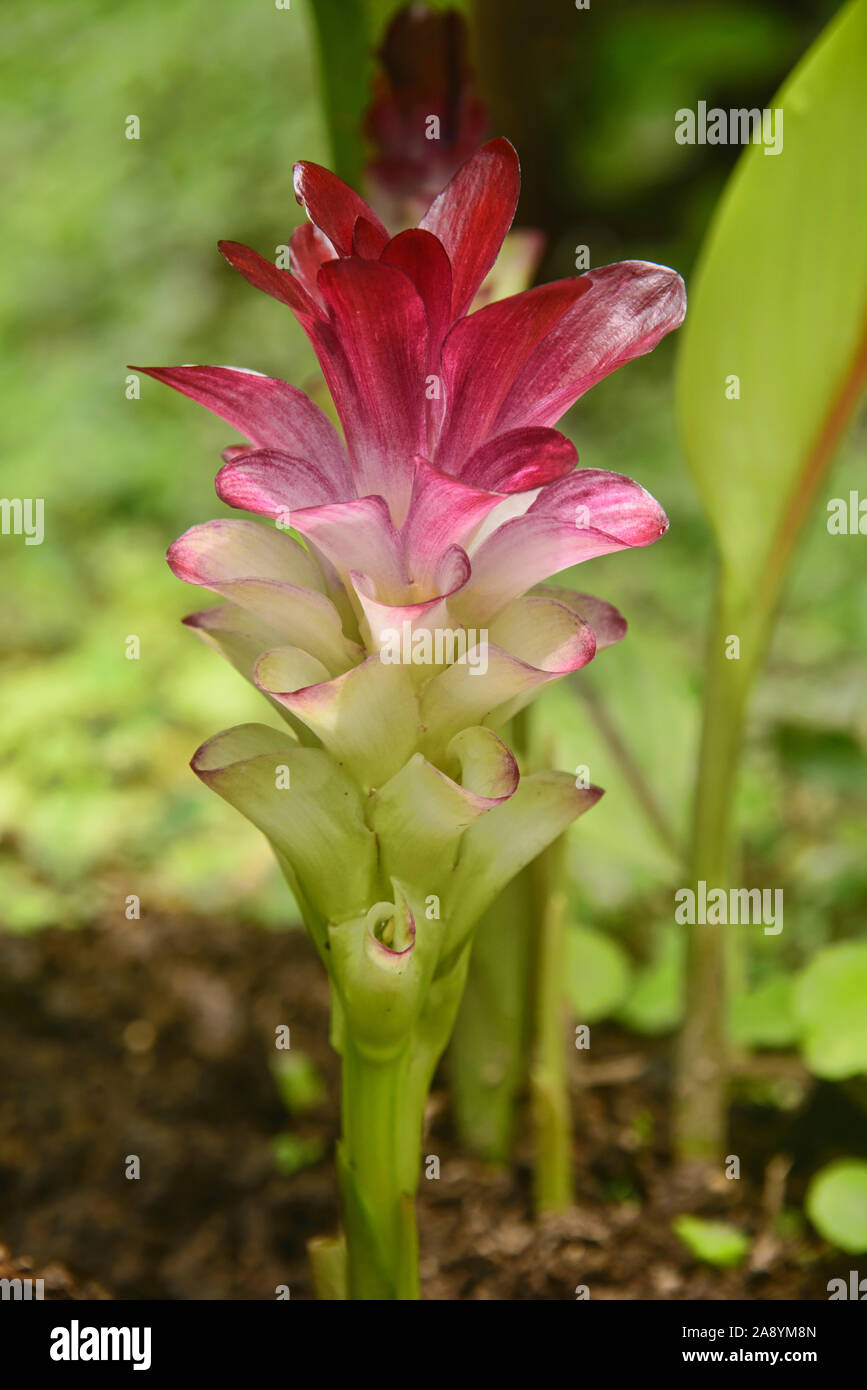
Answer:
[[448, 712, 578, 1213], [306, 0, 372, 188], [673, 589, 752, 1161], [529, 835, 574, 1213], [307, 1234, 347, 1301], [332, 946, 471, 1300], [338, 1040, 423, 1299], [447, 869, 534, 1162]]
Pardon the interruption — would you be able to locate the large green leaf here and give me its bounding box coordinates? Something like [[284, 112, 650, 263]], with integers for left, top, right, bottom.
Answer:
[[677, 0, 867, 629], [672, 0, 867, 1162]]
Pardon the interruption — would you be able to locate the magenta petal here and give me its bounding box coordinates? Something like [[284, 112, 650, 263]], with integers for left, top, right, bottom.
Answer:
[[293, 161, 389, 257], [380, 228, 453, 367], [221, 444, 252, 464], [218, 240, 318, 323], [538, 587, 627, 650], [289, 495, 407, 598], [401, 457, 501, 588], [216, 449, 354, 519], [461, 522, 639, 623], [352, 575, 452, 651], [437, 262, 685, 467], [494, 260, 688, 433], [288, 222, 337, 303], [461, 427, 578, 493], [456, 470, 669, 620], [526, 469, 670, 543], [419, 137, 521, 317], [135, 366, 348, 472], [350, 545, 471, 652], [436, 279, 590, 469], [353, 216, 390, 258], [314, 259, 428, 511]]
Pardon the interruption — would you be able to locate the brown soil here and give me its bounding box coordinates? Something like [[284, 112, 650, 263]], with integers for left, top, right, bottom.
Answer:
[[0, 917, 857, 1300]]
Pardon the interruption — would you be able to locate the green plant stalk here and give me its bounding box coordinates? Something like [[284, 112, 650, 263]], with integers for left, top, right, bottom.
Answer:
[[529, 834, 574, 1213], [307, 1234, 348, 1300], [336, 946, 472, 1299], [338, 1040, 423, 1299], [674, 588, 754, 1160], [447, 870, 535, 1162], [306, 0, 372, 188], [449, 715, 577, 1213]]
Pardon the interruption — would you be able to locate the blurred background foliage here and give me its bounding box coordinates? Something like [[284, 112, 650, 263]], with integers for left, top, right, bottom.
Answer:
[[1, 0, 863, 1062]]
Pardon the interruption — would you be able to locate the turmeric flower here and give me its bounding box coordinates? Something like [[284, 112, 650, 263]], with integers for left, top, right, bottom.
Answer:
[[139, 138, 684, 1299]]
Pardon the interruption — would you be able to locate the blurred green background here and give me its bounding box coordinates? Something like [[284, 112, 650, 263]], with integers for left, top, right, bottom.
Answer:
[[1, 0, 863, 1054]]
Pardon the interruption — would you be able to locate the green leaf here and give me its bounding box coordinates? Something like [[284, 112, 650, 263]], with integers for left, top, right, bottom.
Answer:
[[617, 926, 685, 1036], [271, 1132, 327, 1177], [806, 1159, 867, 1254], [673, 1215, 749, 1270], [729, 974, 800, 1050], [671, 0, 867, 1164], [677, 0, 867, 635], [566, 925, 632, 1023], [271, 1051, 327, 1116], [794, 941, 867, 1079]]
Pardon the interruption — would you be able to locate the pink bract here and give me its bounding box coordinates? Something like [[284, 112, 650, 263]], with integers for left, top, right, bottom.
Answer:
[[137, 139, 685, 703]]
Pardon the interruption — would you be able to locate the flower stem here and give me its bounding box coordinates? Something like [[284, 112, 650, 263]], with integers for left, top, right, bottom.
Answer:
[[337, 1040, 423, 1300], [673, 588, 752, 1161], [529, 834, 574, 1213]]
